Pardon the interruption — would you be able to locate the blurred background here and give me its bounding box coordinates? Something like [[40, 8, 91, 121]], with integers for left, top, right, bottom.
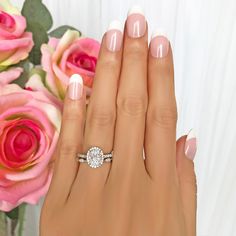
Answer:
[[12, 0, 236, 235]]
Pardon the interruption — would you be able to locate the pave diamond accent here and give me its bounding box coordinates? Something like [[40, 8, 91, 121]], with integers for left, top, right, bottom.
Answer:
[[87, 147, 104, 168]]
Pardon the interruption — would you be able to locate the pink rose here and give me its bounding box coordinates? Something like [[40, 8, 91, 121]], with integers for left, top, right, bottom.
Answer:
[[39, 30, 100, 100], [0, 0, 34, 69], [0, 67, 23, 85], [0, 84, 62, 211]]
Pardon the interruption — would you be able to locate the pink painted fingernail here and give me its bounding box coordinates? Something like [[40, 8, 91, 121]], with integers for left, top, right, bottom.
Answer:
[[106, 20, 123, 52], [184, 129, 197, 160], [150, 31, 170, 58], [68, 74, 83, 100], [127, 6, 146, 38]]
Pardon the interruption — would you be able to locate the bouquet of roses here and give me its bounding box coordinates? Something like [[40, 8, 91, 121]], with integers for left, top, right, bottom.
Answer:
[[0, 0, 100, 234]]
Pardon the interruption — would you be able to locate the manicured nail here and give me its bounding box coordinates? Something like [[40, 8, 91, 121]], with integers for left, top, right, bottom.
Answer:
[[68, 74, 83, 100], [106, 20, 123, 52], [150, 31, 170, 58], [127, 6, 146, 38], [184, 129, 197, 160]]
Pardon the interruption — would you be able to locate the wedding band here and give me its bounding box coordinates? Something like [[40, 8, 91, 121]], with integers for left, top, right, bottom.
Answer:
[[77, 147, 113, 168]]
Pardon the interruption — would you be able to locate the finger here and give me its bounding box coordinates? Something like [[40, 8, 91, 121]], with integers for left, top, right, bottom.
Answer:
[[176, 131, 197, 236], [48, 74, 85, 204], [112, 6, 148, 173], [145, 33, 177, 180], [74, 21, 123, 185]]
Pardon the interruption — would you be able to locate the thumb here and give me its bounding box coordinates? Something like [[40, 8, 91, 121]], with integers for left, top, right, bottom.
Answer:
[[176, 130, 197, 236]]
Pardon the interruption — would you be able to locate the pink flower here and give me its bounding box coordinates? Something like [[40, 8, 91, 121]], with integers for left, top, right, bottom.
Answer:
[[0, 67, 23, 85], [0, 83, 62, 211], [0, 0, 34, 69], [38, 30, 100, 100]]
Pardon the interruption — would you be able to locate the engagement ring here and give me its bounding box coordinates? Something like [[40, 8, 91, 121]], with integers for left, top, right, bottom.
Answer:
[[77, 147, 112, 168]]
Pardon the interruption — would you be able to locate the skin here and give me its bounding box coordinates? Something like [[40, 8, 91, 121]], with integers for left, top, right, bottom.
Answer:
[[40, 19, 197, 236]]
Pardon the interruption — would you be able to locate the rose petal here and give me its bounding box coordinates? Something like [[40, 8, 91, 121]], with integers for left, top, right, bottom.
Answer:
[[0, 167, 52, 211], [0, 106, 55, 139], [25, 74, 64, 111], [59, 38, 99, 78], [74, 38, 100, 57], [52, 61, 69, 86], [0, 87, 62, 132], [0, 119, 42, 169], [52, 30, 80, 63], [0, 32, 34, 66], [41, 44, 60, 97], [66, 61, 95, 78], [48, 37, 59, 49], [27, 99, 61, 133], [0, 67, 23, 85], [0, 14, 26, 39], [0, 33, 31, 50], [5, 132, 58, 181], [0, 92, 31, 115]]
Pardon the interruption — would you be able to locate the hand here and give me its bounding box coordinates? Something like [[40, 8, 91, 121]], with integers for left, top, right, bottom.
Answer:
[[40, 8, 197, 236]]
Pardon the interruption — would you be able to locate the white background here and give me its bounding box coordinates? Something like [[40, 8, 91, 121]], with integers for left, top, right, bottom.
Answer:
[[12, 0, 236, 235]]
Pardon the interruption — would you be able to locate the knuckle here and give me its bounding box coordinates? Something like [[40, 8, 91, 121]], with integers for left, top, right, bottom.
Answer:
[[98, 57, 118, 69], [148, 106, 178, 128], [125, 41, 147, 59], [181, 164, 197, 187], [88, 106, 116, 127], [59, 143, 78, 157], [63, 103, 83, 121], [117, 95, 147, 117], [181, 173, 197, 193]]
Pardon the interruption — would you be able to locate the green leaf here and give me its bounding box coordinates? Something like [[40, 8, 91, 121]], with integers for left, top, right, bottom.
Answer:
[[27, 22, 49, 65], [49, 25, 81, 38], [13, 59, 31, 88], [22, 0, 53, 31], [6, 207, 19, 220]]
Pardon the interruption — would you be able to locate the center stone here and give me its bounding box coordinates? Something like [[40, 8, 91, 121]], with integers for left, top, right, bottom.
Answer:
[[87, 147, 104, 168]]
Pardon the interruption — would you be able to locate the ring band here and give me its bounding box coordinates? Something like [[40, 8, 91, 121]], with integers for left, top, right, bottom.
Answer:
[[77, 147, 113, 168]]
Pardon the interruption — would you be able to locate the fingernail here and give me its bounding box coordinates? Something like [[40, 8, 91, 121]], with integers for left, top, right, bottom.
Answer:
[[150, 30, 170, 58], [68, 74, 83, 100], [184, 129, 197, 160], [106, 20, 123, 52], [127, 6, 146, 38]]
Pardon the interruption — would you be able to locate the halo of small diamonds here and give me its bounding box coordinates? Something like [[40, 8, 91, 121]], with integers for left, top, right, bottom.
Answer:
[[87, 147, 104, 168]]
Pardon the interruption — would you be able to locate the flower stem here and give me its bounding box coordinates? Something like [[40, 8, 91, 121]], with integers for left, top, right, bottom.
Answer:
[[10, 219, 18, 236], [0, 211, 7, 236], [18, 204, 26, 236]]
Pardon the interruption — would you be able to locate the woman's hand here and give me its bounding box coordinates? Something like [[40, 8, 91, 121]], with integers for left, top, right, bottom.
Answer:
[[40, 7, 197, 236]]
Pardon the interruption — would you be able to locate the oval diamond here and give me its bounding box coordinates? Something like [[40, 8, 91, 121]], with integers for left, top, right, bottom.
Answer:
[[87, 147, 104, 168]]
